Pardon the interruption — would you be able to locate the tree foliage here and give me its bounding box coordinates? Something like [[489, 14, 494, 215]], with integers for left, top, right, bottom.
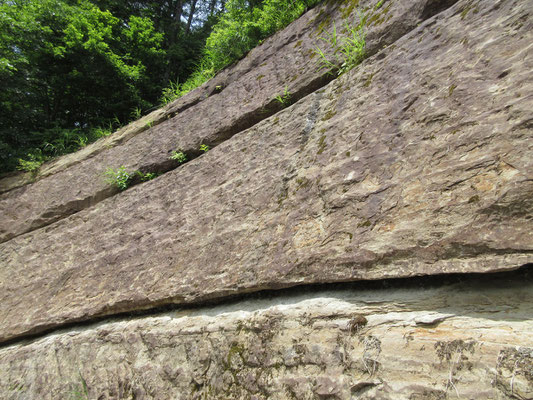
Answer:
[[160, 0, 320, 103], [0, 0, 169, 172], [205, 0, 319, 72], [0, 0, 320, 174]]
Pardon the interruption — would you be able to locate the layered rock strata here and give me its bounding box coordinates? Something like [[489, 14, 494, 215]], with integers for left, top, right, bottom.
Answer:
[[1, 269, 531, 399], [0, 0, 532, 344], [0, 0, 532, 398], [0, 0, 448, 243]]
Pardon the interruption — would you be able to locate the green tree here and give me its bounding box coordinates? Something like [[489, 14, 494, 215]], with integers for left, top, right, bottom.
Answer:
[[160, 0, 320, 104], [90, 0, 222, 98], [0, 0, 320, 173], [0, 0, 165, 172]]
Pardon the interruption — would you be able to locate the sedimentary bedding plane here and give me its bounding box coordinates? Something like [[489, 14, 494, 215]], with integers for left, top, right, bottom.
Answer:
[[1, 0, 532, 398]]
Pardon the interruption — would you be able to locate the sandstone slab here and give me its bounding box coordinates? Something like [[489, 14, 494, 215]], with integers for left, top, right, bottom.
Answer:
[[0, 269, 531, 399], [0, 0, 457, 243], [0, 0, 532, 344]]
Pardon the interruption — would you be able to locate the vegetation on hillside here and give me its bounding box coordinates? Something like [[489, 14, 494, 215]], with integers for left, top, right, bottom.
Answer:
[[161, 0, 321, 104], [0, 0, 319, 174]]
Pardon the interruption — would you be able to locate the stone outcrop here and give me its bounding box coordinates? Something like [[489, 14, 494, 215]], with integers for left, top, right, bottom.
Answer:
[[0, 0, 532, 398], [1, 0, 532, 343], [0, 0, 445, 243], [1, 269, 532, 399]]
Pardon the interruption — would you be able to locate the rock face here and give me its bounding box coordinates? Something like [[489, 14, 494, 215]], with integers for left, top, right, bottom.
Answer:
[[1, 269, 532, 400], [0, 0, 444, 243], [1, 0, 532, 398]]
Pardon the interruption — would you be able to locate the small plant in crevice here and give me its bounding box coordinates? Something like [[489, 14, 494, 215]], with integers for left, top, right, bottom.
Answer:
[[105, 166, 161, 190], [314, 13, 367, 77], [170, 150, 187, 163], [68, 373, 89, 400], [274, 86, 292, 107], [199, 144, 209, 153], [135, 171, 160, 182], [104, 165, 131, 191], [69, 384, 88, 400]]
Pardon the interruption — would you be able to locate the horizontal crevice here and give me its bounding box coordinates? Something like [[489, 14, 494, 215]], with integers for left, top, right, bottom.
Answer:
[[2, 263, 531, 349], [420, 0, 459, 20]]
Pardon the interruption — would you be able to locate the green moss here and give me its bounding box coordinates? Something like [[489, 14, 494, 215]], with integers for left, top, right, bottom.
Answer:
[[448, 84, 457, 96], [317, 135, 327, 154], [366, 2, 391, 27], [226, 343, 245, 368], [367, 12, 384, 26], [468, 195, 480, 203], [256, 74, 265, 80], [460, 3, 479, 20], [277, 189, 288, 206], [315, 15, 331, 36], [340, 0, 361, 19], [295, 40, 303, 47], [358, 220, 371, 228], [321, 109, 337, 121], [8, 383, 25, 392], [295, 177, 310, 191], [363, 72, 375, 87], [309, 9, 324, 25], [346, 151, 351, 157]]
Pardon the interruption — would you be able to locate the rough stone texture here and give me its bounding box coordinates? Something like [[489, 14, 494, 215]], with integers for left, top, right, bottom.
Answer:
[[0, 269, 531, 399], [0, 0, 456, 243], [0, 0, 532, 344], [0, 0, 532, 398]]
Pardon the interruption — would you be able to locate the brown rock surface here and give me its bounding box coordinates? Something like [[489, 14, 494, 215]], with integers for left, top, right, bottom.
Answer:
[[0, 0, 457, 243], [0, 0, 531, 344], [0, 269, 531, 399]]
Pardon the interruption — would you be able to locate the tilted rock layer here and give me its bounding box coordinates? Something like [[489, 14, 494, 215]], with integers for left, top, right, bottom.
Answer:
[[0, 0, 532, 398], [1, 269, 532, 399], [0, 0, 452, 243]]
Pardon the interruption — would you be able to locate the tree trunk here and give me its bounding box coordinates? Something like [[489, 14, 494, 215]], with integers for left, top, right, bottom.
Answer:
[[174, 0, 184, 24], [209, 0, 217, 15], [185, 0, 198, 35]]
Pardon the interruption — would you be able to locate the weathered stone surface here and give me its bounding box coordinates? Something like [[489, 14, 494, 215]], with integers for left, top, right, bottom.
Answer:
[[0, 0, 455, 243], [1, 269, 531, 399], [0, 0, 532, 344]]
